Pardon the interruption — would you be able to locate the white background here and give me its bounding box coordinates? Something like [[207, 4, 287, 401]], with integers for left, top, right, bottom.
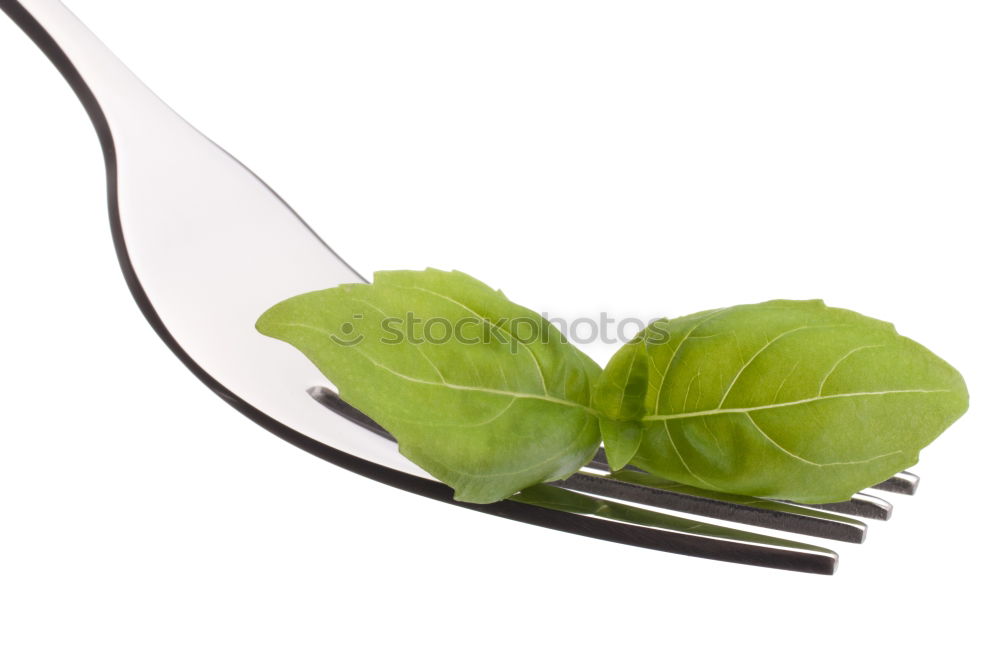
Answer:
[[1, 1, 997, 664]]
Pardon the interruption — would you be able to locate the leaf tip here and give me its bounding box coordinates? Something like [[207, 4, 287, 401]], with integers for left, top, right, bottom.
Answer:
[[254, 302, 284, 338], [604, 446, 634, 472], [451, 487, 506, 505]]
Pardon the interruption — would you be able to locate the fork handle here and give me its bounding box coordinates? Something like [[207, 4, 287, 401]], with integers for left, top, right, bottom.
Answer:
[[2, 0, 172, 139]]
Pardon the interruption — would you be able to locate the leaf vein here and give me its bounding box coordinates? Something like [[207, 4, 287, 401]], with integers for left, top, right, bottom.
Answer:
[[348, 345, 596, 414], [817, 344, 886, 395], [641, 388, 952, 421], [745, 414, 903, 468], [661, 421, 723, 490], [395, 284, 551, 396], [652, 307, 731, 410], [715, 324, 848, 409]]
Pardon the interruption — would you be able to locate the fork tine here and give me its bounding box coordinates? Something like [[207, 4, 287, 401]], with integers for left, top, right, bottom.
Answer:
[[513, 485, 838, 575], [799, 493, 893, 520], [308, 386, 393, 438], [872, 471, 920, 495], [559, 469, 868, 543]]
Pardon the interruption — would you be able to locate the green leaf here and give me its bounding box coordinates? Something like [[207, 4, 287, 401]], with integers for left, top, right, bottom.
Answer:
[[593, 300, 969, 503], [256, 269, 602, 503]]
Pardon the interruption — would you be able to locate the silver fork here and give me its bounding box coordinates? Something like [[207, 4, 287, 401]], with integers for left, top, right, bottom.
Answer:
[[1, 0, 919, 575]]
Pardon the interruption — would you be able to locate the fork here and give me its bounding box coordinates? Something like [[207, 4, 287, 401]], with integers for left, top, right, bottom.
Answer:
[[1, 0, 920, 575]]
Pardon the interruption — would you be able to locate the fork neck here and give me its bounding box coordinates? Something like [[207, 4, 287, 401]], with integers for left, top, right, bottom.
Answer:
[[1, 0, 170, 141]]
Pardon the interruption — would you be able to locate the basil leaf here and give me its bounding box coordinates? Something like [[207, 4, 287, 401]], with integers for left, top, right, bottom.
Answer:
[[256, 269, 601, 503], [594, 300, 968, 503]]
